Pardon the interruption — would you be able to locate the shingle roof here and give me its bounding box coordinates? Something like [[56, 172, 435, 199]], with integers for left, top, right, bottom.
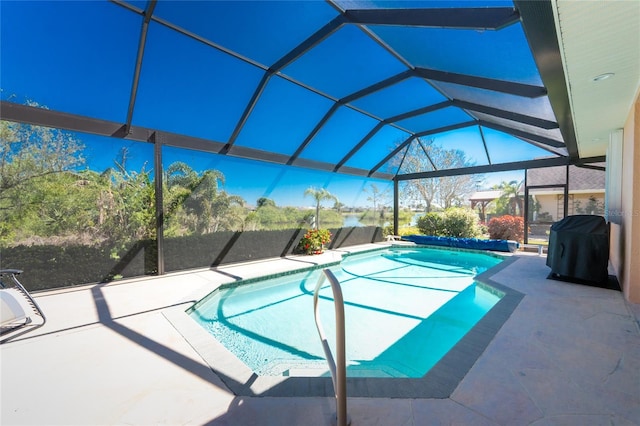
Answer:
[[526, 163, 605, 191]]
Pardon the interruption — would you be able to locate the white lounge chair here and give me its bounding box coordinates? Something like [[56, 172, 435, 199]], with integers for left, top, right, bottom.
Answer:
[[1, 269, 46, 344]]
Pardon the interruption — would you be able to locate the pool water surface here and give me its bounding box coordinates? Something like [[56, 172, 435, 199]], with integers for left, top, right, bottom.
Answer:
[[189, 247, 504, 378]]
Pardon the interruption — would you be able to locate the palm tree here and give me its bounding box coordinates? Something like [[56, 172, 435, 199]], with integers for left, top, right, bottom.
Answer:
[[304, 187, 337, 229], [163, 162, 230, 233], [497, 180, 524, 216]]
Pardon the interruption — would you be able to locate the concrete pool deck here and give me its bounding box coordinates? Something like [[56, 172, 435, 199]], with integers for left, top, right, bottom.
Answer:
[[1, 243, 639, 425]]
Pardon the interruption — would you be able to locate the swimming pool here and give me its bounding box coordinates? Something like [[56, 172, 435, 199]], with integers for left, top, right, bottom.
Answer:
[[189, 246, 505, 379]]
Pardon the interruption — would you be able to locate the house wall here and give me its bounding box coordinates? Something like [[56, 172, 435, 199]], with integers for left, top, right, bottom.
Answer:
[[608, 129, 624, 292], [533, 192, 605, 222], [570, 193, 605, 215], [609, 92, 640, 303], [535, 194, 560, 221]]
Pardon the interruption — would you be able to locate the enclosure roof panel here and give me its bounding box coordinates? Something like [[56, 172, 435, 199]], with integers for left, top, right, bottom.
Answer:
[[0, 0, 577, 180]]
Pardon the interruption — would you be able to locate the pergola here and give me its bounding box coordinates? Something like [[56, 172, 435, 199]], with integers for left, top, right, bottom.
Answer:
[[469, 190, 503, 223]]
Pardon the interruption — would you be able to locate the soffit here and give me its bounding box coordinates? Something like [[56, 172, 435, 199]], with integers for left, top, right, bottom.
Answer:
[[553, 0, 640, 158]]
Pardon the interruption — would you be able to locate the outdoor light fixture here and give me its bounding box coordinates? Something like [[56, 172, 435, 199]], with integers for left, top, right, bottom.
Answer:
[[592, 73, 615, 82]]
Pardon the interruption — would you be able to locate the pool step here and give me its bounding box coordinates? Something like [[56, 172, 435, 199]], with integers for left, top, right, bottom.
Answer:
[[283, 366, 331, 377]]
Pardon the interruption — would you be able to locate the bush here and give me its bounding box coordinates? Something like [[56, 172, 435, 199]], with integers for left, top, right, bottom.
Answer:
[[382, 225, 419, 237], [442, 208, 482, 238], [417, 212, 445, 236], [417, 208, 481, 238], [398, 226, 419, 236], [488, 215, 525, 242]]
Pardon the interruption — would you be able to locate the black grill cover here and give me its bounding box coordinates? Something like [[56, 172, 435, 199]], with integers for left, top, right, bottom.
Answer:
[[546, 215, 609, 284]]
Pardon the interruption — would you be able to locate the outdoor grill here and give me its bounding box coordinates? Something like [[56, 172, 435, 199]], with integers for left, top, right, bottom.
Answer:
[[546, 215, 609, 285]]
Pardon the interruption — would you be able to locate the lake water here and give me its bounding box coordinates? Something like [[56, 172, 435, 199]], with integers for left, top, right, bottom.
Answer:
[[343, 214, 364, 227], [341, 212, 423, 228]]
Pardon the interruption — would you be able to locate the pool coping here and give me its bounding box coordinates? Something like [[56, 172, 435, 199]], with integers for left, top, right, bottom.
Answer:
[[164, 249, 524, 398]]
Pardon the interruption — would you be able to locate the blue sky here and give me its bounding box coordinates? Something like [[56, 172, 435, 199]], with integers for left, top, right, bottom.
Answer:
[[80, 134, 392, 208], [81, 132, 522, 208]]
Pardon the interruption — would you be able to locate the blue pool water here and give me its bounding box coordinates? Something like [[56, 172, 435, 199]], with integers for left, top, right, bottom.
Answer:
[[189, 247, 504, 378]]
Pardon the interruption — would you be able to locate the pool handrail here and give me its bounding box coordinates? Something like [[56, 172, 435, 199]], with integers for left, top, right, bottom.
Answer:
[[313, 269, 349, 426]]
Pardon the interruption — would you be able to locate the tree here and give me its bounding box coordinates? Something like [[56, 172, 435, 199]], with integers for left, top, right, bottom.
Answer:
[[0, 124, 160, 247], [0, 119, 88, 244], [432, 149, 478, 209], [0, 120, 85, 202], [242, 211, 260, 231], [256, 197, 276, 208], [397, 141, 438, 212], [527, 195, 541, 221], [96, 148, 156, 243], [304, 187, 337, 229], [411, 178, 439, 212], [205, 190, 245, 233], [495, 180, 524, 216], [365, 183, 390, 222], [163, 162, 244, 235], [333, 200, 346, 212], [394, 138, 480, 212]]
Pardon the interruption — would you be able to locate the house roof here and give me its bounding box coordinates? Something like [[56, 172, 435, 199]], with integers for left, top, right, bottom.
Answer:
[[526, 163, 606, 191], [469, 190, 504, 202]]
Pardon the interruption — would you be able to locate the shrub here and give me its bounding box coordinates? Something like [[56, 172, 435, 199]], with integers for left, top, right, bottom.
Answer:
[[441, 208, 482, 238], [536, 211, 553, 222], [417, 212, 445, 236], [417, 208, 481, 238], [488, 215, 525, 242], [398, 226, 419, 236], [383, 225, 419, 237]]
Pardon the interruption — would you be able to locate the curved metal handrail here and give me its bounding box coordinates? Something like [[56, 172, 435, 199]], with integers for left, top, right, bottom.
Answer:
[[313, 269, 349, 426]]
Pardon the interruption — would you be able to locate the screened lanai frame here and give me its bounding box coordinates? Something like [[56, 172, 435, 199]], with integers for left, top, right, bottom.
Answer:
[[1, 0, 606, 274]]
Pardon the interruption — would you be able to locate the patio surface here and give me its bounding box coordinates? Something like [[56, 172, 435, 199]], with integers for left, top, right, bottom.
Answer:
[[1, 243, 639, 425]]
